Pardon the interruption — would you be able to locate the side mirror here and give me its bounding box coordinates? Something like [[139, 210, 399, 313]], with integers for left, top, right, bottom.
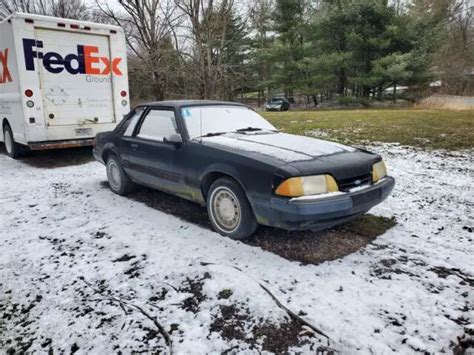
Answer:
[[163, 134, 183, 144]]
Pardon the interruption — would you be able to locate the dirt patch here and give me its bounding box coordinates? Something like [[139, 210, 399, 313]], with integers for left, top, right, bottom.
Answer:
[[179, 273, 210, 313], [209, 304, 334, 353], [0, 295, 45, 353], [430, 267, 474, 287], [118, 185, 396, 265], [247, 215, 396, 265], [7, 146, 94, 168]]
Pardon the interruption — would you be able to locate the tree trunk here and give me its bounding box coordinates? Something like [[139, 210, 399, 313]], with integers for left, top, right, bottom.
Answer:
[[337, 68, 346, 96]]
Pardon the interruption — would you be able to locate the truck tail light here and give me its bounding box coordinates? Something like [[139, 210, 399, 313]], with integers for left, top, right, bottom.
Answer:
[[25, 89, 33, 97], [120, 90, 127, 97]]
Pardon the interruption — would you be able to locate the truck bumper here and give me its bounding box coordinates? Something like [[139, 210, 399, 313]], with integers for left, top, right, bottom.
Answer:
[[252, 177, 395, 231], [28, 139, 94, 151]]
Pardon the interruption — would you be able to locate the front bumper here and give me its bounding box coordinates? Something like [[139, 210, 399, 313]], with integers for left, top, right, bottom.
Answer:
[[266, 106, 282, 111], [253, 177, 395, 231], [93, 148, 104, 164]]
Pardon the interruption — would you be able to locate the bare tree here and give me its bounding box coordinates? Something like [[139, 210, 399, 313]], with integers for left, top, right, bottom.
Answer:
[[435, 0, 474, 95], [0, 0, 90, 20], [96, 0, 183, 100], [176, 0, 247, 99]]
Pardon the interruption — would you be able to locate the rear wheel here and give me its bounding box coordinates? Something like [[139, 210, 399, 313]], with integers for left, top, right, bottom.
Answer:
[[207, 177, 258, 240], [106, 155, 135, 195], [3, 124, 21, 159]]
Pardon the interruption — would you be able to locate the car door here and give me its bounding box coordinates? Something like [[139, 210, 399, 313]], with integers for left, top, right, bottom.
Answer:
[[115, 107, 146, 167], [126, 108, 183, 194]]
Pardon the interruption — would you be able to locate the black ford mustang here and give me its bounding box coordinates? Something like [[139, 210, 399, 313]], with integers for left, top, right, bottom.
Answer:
[[93, 100, 395, 239]]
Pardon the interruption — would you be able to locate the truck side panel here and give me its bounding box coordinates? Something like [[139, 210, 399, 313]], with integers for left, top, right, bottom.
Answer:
[[2, 14, 129, 149], [0, 20, 25, 144]]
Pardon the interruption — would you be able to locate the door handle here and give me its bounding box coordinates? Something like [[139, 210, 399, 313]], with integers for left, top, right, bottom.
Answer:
[[131, 143, 138, 150]]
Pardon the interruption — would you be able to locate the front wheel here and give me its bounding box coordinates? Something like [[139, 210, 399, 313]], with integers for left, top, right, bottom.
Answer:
[[3, 124, 21, 159], [207, 177, 258, 240], [106, 155, 135, 195]]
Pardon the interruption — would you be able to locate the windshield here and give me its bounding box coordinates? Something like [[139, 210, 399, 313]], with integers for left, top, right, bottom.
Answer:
[[270, 99, 283, 104], [181, 105, 277, 139]]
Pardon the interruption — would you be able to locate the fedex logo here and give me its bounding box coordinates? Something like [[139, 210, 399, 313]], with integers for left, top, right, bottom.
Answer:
[[23, 38, 122, 76], [0, 48, 13, 84]]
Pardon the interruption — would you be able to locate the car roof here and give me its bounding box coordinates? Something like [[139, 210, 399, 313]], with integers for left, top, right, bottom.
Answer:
[[139, 100, 247, 109]]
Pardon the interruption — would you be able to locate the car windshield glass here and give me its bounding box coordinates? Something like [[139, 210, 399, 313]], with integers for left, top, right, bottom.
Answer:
[[270, 99, 283, 103], [182, 105, 277, 139]]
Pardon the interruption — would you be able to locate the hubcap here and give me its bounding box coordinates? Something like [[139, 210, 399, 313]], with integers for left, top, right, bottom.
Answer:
[[211, 187, 241, 233], [107, 160, 121, 191], [4, 129, 12, 154]]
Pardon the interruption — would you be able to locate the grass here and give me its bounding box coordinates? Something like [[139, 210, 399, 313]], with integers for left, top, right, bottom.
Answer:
[[262, 108, 474, 150]]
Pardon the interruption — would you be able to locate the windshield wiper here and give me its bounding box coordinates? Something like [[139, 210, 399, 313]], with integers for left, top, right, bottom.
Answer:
[[236, 127, 263, 132], [197, 131, 228, 138]]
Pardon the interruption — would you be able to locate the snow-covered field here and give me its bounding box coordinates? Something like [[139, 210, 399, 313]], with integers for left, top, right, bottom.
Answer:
[[0, 144, 473, 354]]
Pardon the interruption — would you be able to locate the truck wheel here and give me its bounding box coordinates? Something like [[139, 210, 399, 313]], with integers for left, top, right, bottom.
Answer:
[[106, 155, 135, 196], [3, 124, 21, 159], [207, 177, 258, 240]]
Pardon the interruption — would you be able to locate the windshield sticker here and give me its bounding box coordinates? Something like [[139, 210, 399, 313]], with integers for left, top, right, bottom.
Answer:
[[182, 108, 191, 118]]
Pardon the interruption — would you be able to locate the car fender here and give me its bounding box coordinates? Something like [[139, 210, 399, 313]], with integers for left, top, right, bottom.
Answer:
[[200, 163, 251, 199], [101, 143, 121, 162]]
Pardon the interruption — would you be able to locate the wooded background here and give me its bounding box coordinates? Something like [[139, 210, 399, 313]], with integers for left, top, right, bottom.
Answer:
[[1, 0, 473, 106]]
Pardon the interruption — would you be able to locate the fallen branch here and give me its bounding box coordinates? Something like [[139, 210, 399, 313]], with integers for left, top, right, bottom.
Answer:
[[79, 277, 173, 354], [200, 261, 332, 345]]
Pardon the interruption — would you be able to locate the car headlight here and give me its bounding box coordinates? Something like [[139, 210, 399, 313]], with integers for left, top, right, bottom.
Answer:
[[372, 160, 387, 182], [275, 174, 339, 197]]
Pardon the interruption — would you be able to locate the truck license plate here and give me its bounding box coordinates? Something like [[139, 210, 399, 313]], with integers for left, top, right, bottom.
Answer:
[[75, 128, 93, 137]]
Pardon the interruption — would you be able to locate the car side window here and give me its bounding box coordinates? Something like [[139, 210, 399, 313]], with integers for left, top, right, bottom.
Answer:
[[136, 109, 178, 141], [122, 107, 145, 136]]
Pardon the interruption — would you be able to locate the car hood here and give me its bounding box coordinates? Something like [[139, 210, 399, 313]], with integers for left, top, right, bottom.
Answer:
[[202, 132, 354, 161], [202, 132, 380, 179]]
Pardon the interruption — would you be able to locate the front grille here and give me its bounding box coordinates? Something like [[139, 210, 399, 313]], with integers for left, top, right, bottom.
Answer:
[[338, 173, 372, 192]]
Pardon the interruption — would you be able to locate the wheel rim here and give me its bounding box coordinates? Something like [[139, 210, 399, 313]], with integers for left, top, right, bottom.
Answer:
[[107, 159, 122, 191], [4, 129, 12, 154], [211, 187, 241, 233]]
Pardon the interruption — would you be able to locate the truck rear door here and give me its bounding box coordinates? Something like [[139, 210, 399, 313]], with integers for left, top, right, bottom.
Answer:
[[35, 28, 115, 126]]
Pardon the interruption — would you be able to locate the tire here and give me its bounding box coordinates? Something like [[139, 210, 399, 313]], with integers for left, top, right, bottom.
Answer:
[[106, 155, 135, 196], [3, 124, 21, 159], [207, 177, 258, 240]]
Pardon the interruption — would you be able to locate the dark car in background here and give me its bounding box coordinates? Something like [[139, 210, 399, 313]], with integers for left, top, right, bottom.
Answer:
[[266, 97, 290, 111], [93, 100, 394, 239]]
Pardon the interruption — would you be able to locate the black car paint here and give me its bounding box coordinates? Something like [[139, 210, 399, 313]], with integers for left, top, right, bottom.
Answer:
[[94, 100, 394, 231]]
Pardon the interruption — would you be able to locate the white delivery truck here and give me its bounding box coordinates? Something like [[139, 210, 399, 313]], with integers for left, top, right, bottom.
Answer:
[[0, 13, 129, 158]]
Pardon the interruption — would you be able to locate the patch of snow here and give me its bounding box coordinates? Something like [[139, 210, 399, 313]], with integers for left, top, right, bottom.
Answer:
[[290, 192, 345, 201], [0, 142, 473, 353], [203, 132, 355, 162], [348, 183, 372, 193], [306, 129, 330, 138]]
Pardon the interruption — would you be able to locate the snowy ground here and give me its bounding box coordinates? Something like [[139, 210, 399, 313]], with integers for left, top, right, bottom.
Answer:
[[0, 143, 473, 354]]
